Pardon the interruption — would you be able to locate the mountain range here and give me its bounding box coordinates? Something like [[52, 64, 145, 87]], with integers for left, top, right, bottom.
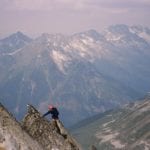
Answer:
[[71, 96, 150, 150], [0, 24, 150, 125]]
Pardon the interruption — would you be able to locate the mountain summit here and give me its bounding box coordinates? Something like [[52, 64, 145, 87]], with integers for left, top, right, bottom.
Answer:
[[0, 31, 32, 54], [0, 103, 81, 150]]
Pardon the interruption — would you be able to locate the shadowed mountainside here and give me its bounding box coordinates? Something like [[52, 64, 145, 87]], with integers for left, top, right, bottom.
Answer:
[[71, 97, 150, 150]]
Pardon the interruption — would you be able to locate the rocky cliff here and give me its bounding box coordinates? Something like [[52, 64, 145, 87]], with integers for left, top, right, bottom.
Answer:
[[0, 103, 81, 150], [22, 104, 81, 150], [0, 103, 43, 150]]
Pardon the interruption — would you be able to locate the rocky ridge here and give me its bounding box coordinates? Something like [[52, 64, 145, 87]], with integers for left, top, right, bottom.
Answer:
[[0, 103, 43, 150], [72, 97, 150, 150], [0, 103, 81, 150]]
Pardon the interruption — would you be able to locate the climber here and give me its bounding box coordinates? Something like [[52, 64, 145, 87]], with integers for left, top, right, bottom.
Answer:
[[42, 105, 68, 136], [42, 105, 59, 120]]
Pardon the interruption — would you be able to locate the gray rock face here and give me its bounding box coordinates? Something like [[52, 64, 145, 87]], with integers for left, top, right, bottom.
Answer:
[[0, 103, 81, 150], [0, 103, 43, 150], [22, 105, 81, 150]]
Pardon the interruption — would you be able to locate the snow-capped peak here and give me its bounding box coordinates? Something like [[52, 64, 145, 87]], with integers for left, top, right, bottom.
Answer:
[[0, 31, 32, 54], [129, 26, 150, 43]]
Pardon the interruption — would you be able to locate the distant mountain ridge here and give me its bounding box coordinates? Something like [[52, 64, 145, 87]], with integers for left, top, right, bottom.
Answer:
[[0, 24, 150, 126], [71, 97, 150, 150], [0, 31, 32, 54]]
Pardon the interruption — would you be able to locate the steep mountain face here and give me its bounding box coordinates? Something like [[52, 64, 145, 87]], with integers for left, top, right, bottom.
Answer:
[[0, 25, 150, 125], [71, 97, 150, 150], [0, 103, 81, 150], [0, 103, 43, 150], [0, 32, 32, 82]]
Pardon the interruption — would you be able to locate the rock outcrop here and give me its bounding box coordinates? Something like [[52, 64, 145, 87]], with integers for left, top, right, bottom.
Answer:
[[0, 103, 81, 150], [0, 103, 43, 150], [22, 105, 81, 150]]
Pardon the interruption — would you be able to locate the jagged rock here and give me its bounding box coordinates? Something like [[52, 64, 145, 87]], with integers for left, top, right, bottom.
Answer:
[[22, 105, 81, 150], [0, 103, 44, 150], [0, 103, 81, 150]]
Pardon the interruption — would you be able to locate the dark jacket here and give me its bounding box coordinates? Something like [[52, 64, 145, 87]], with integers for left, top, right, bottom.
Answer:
[[43, 107, 59, 119]]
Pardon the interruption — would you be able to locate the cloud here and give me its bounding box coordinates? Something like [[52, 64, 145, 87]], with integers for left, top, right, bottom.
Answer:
[[14, 0, 44, 10], [1, 0, 150, 12], [0, 0, 88, 11], [0, 0, 150, 38], [0, 0, 11, 10], [87, 0, 150, 9]]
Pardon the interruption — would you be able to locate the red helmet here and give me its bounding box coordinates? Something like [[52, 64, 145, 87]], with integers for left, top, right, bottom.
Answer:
[[48, 105, 54, 110]]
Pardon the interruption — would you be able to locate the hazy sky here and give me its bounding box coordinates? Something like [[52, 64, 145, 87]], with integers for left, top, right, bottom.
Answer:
[[0, 0, 150, 38]]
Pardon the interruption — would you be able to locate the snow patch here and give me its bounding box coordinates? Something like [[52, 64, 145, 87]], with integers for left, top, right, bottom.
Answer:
[[111, 139, 125, 149], [133, 100, 150, 112], [70, 40, 87, 52], [69, 38, 105, 60], [81, 37, 94, 44], [104, 31, 123, 42], [139, 32, 150, 43], [96, 129, 125, 148], [129, 27, 150, 43], [2, 48, 22, 56], [97, 131, 119, 143], [102, 120, 115, 127], [51, 50, 70, 73]]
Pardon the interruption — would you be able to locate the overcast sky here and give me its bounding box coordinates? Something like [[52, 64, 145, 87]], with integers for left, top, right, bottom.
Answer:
[[0, 0, 150, 38]]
